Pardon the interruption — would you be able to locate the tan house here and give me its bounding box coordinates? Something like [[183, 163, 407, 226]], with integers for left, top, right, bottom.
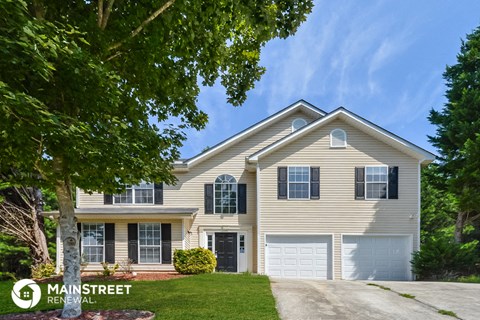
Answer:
[[55, 100, 435, 280]]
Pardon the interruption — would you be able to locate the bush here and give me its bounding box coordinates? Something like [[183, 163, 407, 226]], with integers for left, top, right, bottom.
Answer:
[[31, 262, 56, 279], [411, 236, 479, 280], [173, 248, 216, 274], [99, 262, 119, 276]]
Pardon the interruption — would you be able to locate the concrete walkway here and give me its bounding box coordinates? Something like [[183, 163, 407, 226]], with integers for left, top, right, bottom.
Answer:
[[270, 279, 480, 320]]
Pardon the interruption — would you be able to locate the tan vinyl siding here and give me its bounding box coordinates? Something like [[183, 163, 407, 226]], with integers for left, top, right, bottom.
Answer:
[[57, 219, 182, 272], [258, 120, 420, 278], [74, 111, 317, 273]]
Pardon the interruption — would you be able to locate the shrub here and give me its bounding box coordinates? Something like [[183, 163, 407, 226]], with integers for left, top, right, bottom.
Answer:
[[99, 262, 119, 276], [31, 262, 56, 279], [411, 236, 479, 280], [118, 258, 134, 275], [174, 248, 216, 274]]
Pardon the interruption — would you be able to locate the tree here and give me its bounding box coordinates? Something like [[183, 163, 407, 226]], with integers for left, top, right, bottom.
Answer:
[[429, 25, 480, 243], [420, 164, 457, 243], [0, 0, 313, 317], [0, 182, 51, 267]]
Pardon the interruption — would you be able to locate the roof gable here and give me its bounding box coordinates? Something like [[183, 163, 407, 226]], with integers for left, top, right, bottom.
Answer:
[[247, 107, 435, 164], [179, 100, 326, 168]]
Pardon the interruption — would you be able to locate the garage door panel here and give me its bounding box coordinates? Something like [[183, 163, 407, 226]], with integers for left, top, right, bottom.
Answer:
[[266, 235, 332, 279], [342, 235, 410, 281]]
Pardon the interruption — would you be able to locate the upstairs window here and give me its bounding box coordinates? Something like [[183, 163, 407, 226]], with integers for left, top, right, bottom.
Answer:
[[288, 166, 310, 199], [114, 182, 154, 204], [365, 166, 388, 199], [330, 129, 347, 148], [292, 118, 307, 132], [214, 174, 237, 213]]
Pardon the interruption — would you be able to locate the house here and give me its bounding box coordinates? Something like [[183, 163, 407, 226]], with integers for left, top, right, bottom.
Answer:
[[54, 100, 435, 280]]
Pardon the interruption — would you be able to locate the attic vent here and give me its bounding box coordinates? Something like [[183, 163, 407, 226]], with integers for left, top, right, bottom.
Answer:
[[292, 118, 307, 132], [330, 128, 347, 148]]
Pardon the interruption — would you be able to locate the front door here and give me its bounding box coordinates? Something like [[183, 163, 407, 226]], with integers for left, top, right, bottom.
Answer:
[[215, 233, 237, 272]]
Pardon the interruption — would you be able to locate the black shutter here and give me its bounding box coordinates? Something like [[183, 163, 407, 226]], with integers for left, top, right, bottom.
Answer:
[[278, 167, 288, 199], [310, 167, 320, 200], [204, 184, 213, 214], [388, 166, 399, 199], [127, 223, 138, 263], [355, 167, 365, 200], [238, 184, 247, 214], [161, 224, 172, 264], [154, 183, 163, 205], [104, 194, 113, 205], [104, 223, 115, 263], [77, 223, 82, 257]]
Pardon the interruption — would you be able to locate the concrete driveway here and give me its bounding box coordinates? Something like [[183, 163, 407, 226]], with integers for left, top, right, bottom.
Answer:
[[270, 278, 480, 320]]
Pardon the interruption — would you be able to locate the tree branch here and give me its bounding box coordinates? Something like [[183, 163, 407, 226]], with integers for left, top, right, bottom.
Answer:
[[101, 0, 115, 30], [97, 0, 104, 28], [107, 0, 176, 51]]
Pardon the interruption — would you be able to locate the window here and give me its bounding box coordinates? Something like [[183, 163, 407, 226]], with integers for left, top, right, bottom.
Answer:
[[82, 223, 104, 263], [114, 182, 154, 204], [288, 166, 310, 199], [215, 174, 237, 213], [139, 223, 161, 263], [330, 129, 347, 148], [239, 235, 245, 253], [366, 166, 388, 199], [292, 118, 307, 132], [207, 234, 213, 252]]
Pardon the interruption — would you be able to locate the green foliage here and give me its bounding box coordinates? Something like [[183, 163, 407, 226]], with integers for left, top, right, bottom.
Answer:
[[420, 165, 457, 242], [428, 25, 480, 215], [99, 262, 119, 276], [399, 293, 415, 299], [0, 233, 31, 278], [31, 262, 56, 279], [411, 235, 479, 280], [174, 248, 216, 274], [453, 275, 480, 283]]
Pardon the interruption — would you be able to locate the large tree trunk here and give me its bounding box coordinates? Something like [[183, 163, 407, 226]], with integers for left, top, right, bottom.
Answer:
[[54, 158, 81, 318], [454, 212, 466, 243]]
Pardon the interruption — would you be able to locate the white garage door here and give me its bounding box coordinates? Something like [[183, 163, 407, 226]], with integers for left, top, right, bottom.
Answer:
[[266, 235, 332, 279], [342, 235, 411, 280]]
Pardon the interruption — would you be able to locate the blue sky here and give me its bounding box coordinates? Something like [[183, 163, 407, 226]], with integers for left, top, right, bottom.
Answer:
[[179, 0, 480, 158]]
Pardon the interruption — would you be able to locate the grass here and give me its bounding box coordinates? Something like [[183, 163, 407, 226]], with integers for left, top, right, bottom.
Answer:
[[367, 283, 391, 290], [438, 309, 458, 318], [399, 293, 415, 299], [0, 273, 279, 320], [451, 275, 480, 283]]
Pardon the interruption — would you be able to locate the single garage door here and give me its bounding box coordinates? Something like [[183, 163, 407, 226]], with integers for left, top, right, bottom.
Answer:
[[266, 235, 332, 279], [342, 235, 411, 280]]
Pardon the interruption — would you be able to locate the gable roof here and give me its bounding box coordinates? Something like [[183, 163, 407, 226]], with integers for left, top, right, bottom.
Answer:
[[177, 100, 326, 168], [247, 107, 436, 164]]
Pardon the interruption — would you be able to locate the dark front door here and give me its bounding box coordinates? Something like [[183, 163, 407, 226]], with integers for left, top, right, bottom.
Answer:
[[215, 233, 237, 272]]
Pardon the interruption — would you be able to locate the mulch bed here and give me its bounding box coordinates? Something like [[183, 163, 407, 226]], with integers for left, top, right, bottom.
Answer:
[[1, 273, 187, 320], [0, 310, 154, 320], [36, 272, 187, 283]]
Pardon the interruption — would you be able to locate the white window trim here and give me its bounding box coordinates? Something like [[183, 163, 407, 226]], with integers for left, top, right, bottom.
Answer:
[[81, 222, 105, 264], [365, 165, 389, 200], [330, 128, 347, 148], [113, 183, 155, 205], [214, 174, 238, 214], [287, 165, 310, 200], [291, 118, 308, 132], [138, 223, 162, 264]]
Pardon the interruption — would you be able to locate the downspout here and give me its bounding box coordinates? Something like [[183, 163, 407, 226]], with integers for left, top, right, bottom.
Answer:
[[256, 162, 262, 274], [414, 158, 425, 280]]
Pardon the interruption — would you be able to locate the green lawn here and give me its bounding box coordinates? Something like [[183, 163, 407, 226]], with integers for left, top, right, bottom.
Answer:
[[0, 273, 279, 319]]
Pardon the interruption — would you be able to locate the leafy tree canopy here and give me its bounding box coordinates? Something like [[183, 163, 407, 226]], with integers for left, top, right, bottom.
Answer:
[[0, 0, 313, 192]]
